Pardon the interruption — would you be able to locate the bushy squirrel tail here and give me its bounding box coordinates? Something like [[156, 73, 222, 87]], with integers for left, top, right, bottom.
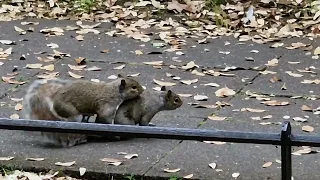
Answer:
[[22, 79, 71, 120]]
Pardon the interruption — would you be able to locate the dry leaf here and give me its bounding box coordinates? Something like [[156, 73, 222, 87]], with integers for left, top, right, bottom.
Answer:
[[202, 83, 220, 87], [178, 94, 193, 97], [75, 57, 86, 65], [47, 43, 59, 48], [68, 71, 83, 79], [135, 50, 143, 55], [153, 79, 176, 86], [292, 148, 312, 155], [100, 157, 122, 163], [108, 75, 118, 79], [76, 35, 84, 41], [183, 174, 194, 179], [85, 66, 101, 71], [163, 168, 181, 173], [232, 172, 240, 178], [285, 71, 303, 77], [181, 61, 199, 70], [262, 162, 272, 168], [293, 117, 307, 122], [194, 95, 208, 101], [79, 167, 86, 176], [203, 141, 226, 145], [262, 100, 289, 106], [114, 64, 125, 70], [0, 157, 14, 161], [10, 114, 19, 120], [245, 108, 266, 113], [314, 46, 320, 55], [301, 105, 313, 111], [26, 157, 45, 161], [180, 79, 198, 85], [143, 61, 163, 66], [208, 162, 217, 169], [124, 154, 138, 159], [40, 64, 55, 71], [55, 161, 76, 167], [215, 87, 236, 97], [302, 125, 314, 132], [15, 103, 23, 111], [26, 63, 43, 69], [208, 115, 226, 121], [68, 64, 86, 71], [266, 58, 278, 66]]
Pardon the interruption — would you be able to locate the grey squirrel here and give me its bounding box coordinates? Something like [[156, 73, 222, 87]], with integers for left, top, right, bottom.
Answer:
[[113, 86, 183, 126], [22, 75, 144, 147]]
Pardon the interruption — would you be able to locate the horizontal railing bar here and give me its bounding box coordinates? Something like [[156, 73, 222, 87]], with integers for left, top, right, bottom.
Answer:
[[291, 135, 320, 147], [0, 118, 281, 145]]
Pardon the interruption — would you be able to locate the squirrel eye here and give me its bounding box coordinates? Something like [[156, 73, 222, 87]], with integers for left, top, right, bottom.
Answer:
[[132, 86, 137, 89], [174, 98, 179, 103]]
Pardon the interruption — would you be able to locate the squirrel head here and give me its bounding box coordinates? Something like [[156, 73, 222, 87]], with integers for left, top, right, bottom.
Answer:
[[161, 86, 183, 110], [118, 74, 144, 100]]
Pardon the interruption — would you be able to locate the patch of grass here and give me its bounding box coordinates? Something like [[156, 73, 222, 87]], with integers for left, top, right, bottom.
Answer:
[[125, 174, 136, 180], [205, 0, 226, 11], [74, 0, 96, 12], [0, 164, 19, 175], [169, 176, 181, 180]]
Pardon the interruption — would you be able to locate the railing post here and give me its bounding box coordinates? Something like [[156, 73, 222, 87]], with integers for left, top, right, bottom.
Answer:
[[281, 121, 292, 180]]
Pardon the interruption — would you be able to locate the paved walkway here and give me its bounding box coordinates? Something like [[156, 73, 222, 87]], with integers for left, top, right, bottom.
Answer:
[[0, 19, 319, 180]]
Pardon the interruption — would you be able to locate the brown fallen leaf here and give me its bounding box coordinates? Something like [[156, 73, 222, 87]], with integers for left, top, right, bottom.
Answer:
[[215, 87, 236, 97], [202, 83, 220, 87], [0, 157, 14, 161], [85, 66, 101, 71], [68, 71, 84, 79], [114, 64, 126, 70], [194, 95, 208, 101], [143, 61, 163, 66], [232, 172, 240, 178], [15, 103, 23, 111], [302, 126, 314, 132], [75, 57, 86, 65], [135, 50, 143, 55], [100, 49, 109, 53], [208, 162, 217, 169], [293, 117, 307, 122], [203, 141, 226, 145], [26, 63, 43, 69], [153, 79, 176, 86], [75, 35, 84, 41], [301, 105, 313, 112], [79, 167, 86, 176], [180, 79, 198, 85], [10, 114, 19, 120], [292, 148, 314, 156], [285, 71, 303, 77], [244, 108, 266, 113], [163, 168, 181, 173], [100, 157, 122, 163], [208, 115, 226, 121], [183, 174, 194, 179], [265, 58, 278, 66], [181, 61, 199, 70], [37, 72, 59, 79], [124, 154, 138, 159], [68, 64, 86, 71], [262, 100, 289, 106], [55, 161, 76, 167], [40, 64, 55, 71], [262, 162, 272, 168], [26, 157, 45, 161]]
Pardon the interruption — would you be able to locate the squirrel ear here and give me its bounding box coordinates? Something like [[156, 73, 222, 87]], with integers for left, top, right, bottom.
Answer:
[[160, 86, 166, 91], [166, 90, 172, 98], [119, 79, 126, 90]]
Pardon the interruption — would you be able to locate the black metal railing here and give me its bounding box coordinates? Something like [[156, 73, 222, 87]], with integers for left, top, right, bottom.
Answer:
[[1, 118, 320, 180]]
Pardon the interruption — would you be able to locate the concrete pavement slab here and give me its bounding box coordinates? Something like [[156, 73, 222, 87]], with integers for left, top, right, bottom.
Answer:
[[243, 52, 319, 97]]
